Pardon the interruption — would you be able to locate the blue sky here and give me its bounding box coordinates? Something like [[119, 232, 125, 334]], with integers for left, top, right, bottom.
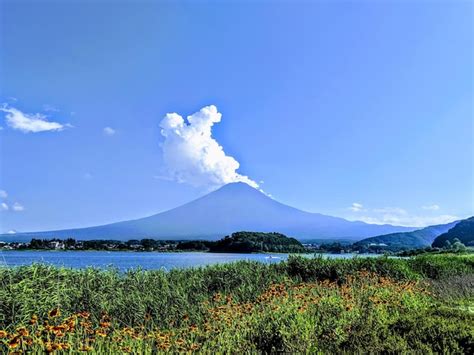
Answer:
[[0, 0, 472, 233]]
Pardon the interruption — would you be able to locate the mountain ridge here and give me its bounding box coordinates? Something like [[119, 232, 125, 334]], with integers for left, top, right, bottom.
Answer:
[[1, 182, 415, 242], [354, 220, 460, 250], [432, 217, 474, 248]]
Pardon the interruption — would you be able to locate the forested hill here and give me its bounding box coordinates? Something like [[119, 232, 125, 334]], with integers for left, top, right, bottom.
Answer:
[[208, 231, 307, 253], [432, 217, 474, 248], [353, 220, 458, 250]]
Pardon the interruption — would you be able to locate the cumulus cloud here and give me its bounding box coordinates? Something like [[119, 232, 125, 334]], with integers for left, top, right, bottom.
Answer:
[[0, 104, 70, 133], [1, 202, 8, 211], [12, 202, 24, 212], [0, 190, 7, 199], [422, 204, 440, 211], [103, 127, 116, 136], [349, 202, 364, 212], [159, 105, 258, 189]]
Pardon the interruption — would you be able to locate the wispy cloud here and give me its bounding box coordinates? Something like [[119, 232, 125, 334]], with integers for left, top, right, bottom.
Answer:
[[347, 202, 458, 227], [159, 105, 258, 189], [12, 202, 25, 212], [103, 127, 116, 136], [356, 214, 459, 228], [422, 204, 440, 211], [1, 202, 8, 211], [43, 104, 59, 112], [349, 202, 364, 212], [0, 190, 7, 199], [0, 103, 71, 133]]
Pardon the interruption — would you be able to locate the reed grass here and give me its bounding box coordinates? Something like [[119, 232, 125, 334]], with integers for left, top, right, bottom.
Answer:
[[1, 254, 473, 353]]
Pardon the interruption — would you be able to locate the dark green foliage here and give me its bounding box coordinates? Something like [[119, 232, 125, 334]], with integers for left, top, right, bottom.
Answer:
[[390, 309, 474, 353], [432, 216, 474, 247], [176, 240, 211, 251], [209, 231, 307, 253]]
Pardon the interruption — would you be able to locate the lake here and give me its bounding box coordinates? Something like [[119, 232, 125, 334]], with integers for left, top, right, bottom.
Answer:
[[0, 250, 379, 270]]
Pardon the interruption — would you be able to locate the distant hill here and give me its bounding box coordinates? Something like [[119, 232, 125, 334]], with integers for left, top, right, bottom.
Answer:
[[354, 220, 459, 250], [432, 217, 474, 248], [209, 231, 306, 253], [1, 183, 414, 242]]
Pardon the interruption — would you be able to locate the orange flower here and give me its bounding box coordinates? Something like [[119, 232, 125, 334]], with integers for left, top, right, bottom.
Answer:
[[78, 311, 90, 319], [0, 330, 8, 338], [96, 330, 107, 337], [190, 343, 200, 350], [29, 314, 38, 325], [99, 322, 111, 328], [48, 308, 60, 318], [8, 336, 21, 349], [17, 327, 29, 337]]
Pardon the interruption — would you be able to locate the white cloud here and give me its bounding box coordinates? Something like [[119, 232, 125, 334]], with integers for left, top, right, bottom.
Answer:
[[1, 202, 8, 211], [372, 207, 408, 215], [346, 203, 459, 227], [159, 105, 259, 189], [43, 104, 59, 112], [356, 214, 459, 228], [7, 230, 17, 234], [0, 103, 70, 133], [12, 202, 24, 212], [422, 204, 440, 211], [103, 127, 116, 136], [0, 190, 7, 199], [349, 202, 364, 212]]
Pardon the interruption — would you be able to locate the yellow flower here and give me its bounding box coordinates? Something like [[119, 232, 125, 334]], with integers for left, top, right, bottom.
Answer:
[[96, 330, 107, 337], [0, 330, 8, 338], [29, 314, 38, 325], [79, 345, 93, 352]]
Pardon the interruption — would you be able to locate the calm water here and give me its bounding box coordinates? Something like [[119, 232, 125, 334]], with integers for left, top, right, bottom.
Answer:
[[0, 250, 378, 271]]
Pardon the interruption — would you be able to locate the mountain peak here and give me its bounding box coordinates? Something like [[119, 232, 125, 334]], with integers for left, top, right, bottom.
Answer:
[[215, 182, 261, 194], [3, 181, 415, 242]]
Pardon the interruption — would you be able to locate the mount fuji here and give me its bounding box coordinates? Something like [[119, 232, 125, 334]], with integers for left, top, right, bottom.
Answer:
[[2, 183, 415, 242]]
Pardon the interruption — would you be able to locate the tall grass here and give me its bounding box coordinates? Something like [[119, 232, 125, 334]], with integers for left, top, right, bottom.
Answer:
[[0, 254, 473, 353]]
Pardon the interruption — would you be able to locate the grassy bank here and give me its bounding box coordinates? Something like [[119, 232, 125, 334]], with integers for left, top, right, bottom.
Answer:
[[1, 255, 473, 353]]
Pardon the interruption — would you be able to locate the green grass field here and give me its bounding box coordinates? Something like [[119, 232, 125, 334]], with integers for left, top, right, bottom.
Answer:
[[1, 254, 473, 353]]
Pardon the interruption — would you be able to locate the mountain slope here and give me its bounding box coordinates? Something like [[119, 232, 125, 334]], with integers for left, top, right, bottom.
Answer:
[[2, 183, 415, 242], [432, 217, 474, 247], [354, 220, 460, 250]]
